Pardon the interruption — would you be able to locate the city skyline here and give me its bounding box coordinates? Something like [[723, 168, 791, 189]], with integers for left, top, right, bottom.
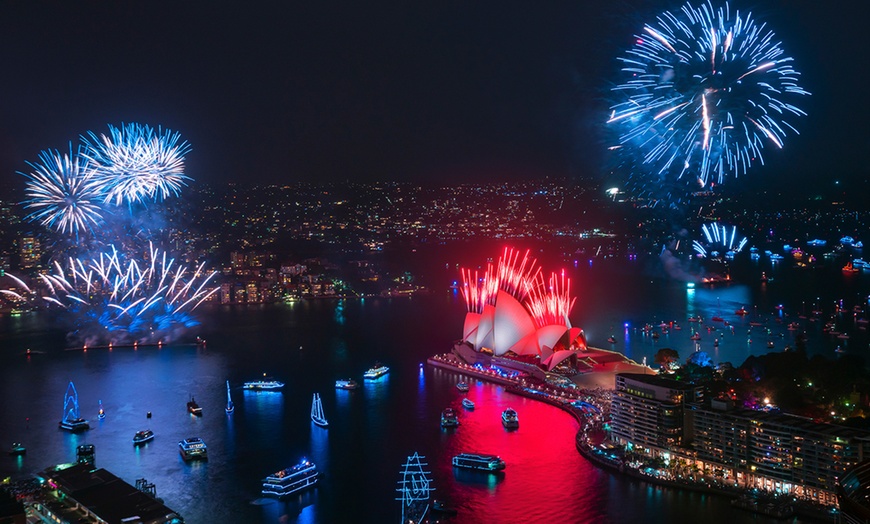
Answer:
[[1, 1, 865, 192]]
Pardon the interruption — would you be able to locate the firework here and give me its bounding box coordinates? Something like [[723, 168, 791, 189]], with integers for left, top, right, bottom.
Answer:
[[608, 1, 809, 190], [20, 147, 104, 237], [692, 222, 747, 257], [3, 244, 217, 345], [81, 123, 191, 205]]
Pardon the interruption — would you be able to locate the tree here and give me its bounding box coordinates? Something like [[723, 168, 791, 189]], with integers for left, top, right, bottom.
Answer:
[[655, 348, 680, 368]]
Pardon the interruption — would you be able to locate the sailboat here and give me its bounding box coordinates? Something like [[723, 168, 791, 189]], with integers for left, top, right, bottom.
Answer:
[[225, 381, 234, 414], [310, 393, 328, 428], [98, 400, 106, 420]]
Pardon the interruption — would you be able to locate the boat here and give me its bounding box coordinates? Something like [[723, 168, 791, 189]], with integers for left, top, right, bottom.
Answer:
[[441, 407, 459, 428], [76, 444, 95, 465], [735, 307, 748, 316], [311, 393, 328, 428], [502, 408, 519, 429], [452, 452, 506, 472], [607, 336, 617, 344], [431, 500, 458, 516], [133, 429, 155, 445], [243, 374, 285, 390], [178, 437, 207, 461], [767, 340, 775, 348], [8, 443, 25, 456], [711, 316, 724, 322], [462, 398, 475, 410], [838, 333, 850, 340], [59, 382, 89, 432], [187, 396, 203, 416], [456, 381, 469, 392], [335, 378, 360, 390], [225, 381, 234, 414], [261, 459, 319, 498], [363, 363, 390, 380], [396, 452, 433, 523], [98, 400, 106, 420], [690, 333, 701, 341], [843, 262, 860, 274], [687, 316, 702, 322]]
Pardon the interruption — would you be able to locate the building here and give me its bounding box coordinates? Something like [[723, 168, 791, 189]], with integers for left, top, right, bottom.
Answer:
[[18, 236, 40, 270], [33, 463, 183, 524], [611, 373, 703, 453], [611, 373, 870, 506]]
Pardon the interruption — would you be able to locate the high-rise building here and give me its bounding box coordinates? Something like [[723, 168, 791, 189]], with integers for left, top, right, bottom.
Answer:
[[18, 236, 41, 270]]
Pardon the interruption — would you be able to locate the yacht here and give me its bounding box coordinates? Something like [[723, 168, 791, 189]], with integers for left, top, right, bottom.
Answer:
[[133, 429, 155, 445], [363, 363, 389, 380], [262, 459, 319, 498], [441, 407, 459, 428], [335, 378, 360, 390], [243, 374, 285, 390], [461, 398, 475, 410], [452, 453, 506, 472], [310, 393, 328, 428], [187, 397, 203, 416], [502, 408, 519, 429], [455, 382, 470, 392], [178, 437, 207, 461]]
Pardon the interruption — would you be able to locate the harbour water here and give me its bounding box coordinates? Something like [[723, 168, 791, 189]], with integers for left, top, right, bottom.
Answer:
[[2, 257, 865, 523]]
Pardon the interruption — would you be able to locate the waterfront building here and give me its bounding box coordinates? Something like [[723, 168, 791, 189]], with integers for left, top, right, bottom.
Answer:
[[18, 235, 40, 270], [612, 373, 870, 507], [33, 463, 184, 523], [611, 373, 703, 453]]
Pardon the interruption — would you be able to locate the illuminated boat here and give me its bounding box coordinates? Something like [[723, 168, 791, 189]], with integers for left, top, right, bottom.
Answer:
[[59, 381, 89, 432], [225, 380, 234, 414], [456, 381, 469, 392], [8, 443, 25, 456], [133, 429, 155, 445], [98, 400, 106, 420], [187, 397, 202, 416], [462, 398, 475, 410], [335, 379, 360, 390], [690, 333, 701, 341], [501, 408, 519, 429], [441, 407, 459, 428], [59, 418, 90, 432], [243, 374, 285, 390], [76, 444, 95, 465], [311, 393, 328, 428], [735, 307, 749, 315], [262, 459, 319, 498], [178, 437, 207, 461], [452, 453, 505, 472], [363, 363, 389, 380], [607, 336, 617, 344]]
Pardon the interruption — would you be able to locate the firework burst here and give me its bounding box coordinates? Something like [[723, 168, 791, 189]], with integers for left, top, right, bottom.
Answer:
[[608, 1, 809, 192], [81, 123, 191, 206], [20, 147, 104, 238], [2, 244, 217, 345]]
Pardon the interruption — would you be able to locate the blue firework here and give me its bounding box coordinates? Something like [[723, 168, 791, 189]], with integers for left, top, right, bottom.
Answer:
[[608, 1, 809, 190], [20, 146, 104, 238], [81, 123, 191, 206]]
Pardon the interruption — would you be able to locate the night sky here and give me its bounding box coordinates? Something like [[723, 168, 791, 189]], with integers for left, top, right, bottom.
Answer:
[[1, 1, 866, 188]]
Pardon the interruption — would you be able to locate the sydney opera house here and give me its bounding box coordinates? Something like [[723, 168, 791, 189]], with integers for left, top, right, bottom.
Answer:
[[454, 248, 588, 372]]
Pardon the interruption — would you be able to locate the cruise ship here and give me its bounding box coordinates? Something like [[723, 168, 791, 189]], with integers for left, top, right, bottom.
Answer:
[[441, 407, 459, 428], [363, 363, 389, 380], [178, 437, 207, 461], [132, 429, 155, 445], [452, 453, 506, 472], [335, 378, 360, 390], [262, 459, 319, 498], [502, 408, 519, 429], [243, 375, 285, 390]]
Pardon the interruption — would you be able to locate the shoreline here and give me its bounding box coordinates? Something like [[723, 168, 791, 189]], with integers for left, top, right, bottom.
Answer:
[[427, 352, 836, 523]]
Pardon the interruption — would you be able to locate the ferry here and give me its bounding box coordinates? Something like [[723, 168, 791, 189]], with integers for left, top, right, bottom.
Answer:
[[456, 381, 470, 392], [178, 437, 207, 461], [461, 398, 475, 410], [262, 459, 319, 498], [243, 374, 285, 390], [363, 363, 390, 380], [441, 407, 459, 428], [502, 408, 519, 429], [187, 397, 203, 416], [452, 453, 506, 472], [59, 418, 90, 432], [335, 378, 360, 390], [133, 429, 155, 445]]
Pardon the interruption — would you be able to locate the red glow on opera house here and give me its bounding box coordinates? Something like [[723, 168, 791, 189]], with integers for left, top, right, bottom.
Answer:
[[458, 247, 587, 371]]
